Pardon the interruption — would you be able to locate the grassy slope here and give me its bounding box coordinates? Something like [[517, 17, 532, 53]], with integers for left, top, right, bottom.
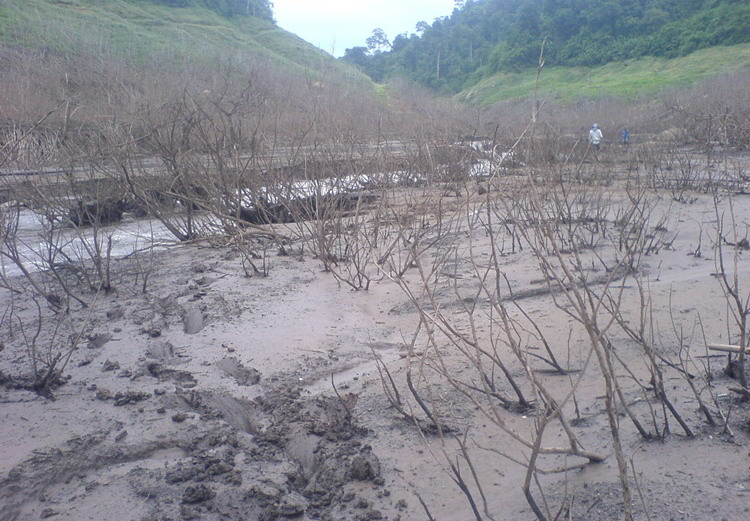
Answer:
[[463, 43, 750, 105], [0, 0, 366, 82]]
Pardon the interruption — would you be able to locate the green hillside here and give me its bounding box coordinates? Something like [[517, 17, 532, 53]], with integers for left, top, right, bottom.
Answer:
[[0, 0, 362, 80], [343, 0, 750, 95], [464, 43, 750, 105]]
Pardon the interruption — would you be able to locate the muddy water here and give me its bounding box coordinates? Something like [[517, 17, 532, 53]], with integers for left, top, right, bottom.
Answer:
[[1, 153, 501, 281], [1, 208, 179, 278]]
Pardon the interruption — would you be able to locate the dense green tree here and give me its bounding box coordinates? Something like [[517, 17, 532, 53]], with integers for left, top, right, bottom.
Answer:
[[342, 46, 369, 68], [366, 28, 392, 53]]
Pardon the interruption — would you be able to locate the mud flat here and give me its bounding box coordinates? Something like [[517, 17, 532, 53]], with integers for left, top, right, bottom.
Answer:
[[2, 153, 750, 521]]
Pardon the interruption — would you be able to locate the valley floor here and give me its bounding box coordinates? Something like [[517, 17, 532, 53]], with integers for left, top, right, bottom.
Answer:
[[1, 145, 750, 521]]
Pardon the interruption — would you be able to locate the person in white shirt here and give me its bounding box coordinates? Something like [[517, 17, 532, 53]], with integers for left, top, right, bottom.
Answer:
[[589, 123, 603, 151]]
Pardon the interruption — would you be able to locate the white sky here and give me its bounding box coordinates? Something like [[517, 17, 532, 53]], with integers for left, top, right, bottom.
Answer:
[[273, 0, 457, 57]]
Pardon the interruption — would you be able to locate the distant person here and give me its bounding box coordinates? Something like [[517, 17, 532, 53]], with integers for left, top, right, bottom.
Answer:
[[622, 128, 629, 145], [589, 123, 603, 151]]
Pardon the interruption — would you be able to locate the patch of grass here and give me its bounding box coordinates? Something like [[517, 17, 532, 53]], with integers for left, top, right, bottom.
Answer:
[[463, 43, 750, 105], [0, 0, 370, 86]]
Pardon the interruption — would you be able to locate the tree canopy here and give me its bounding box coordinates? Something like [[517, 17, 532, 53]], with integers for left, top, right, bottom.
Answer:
[[341, 0, 750, 92]]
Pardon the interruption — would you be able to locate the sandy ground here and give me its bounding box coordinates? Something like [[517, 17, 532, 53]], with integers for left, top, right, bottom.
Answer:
[[1, 148, 750, 521]]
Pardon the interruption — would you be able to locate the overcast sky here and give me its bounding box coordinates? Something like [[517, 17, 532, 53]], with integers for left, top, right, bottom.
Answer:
[[273, 0, 457, 57]]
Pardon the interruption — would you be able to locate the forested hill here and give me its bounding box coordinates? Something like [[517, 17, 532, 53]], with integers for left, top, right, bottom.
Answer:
[[342, 0, 750, 93]]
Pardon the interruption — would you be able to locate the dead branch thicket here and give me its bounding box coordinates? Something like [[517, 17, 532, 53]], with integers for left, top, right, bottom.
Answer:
[[369, 113, 749, 520], [666, 69, 750, 152], [712, 194, 750, 391], [0, 46, 480, 398], [366, 72, 750, 521]]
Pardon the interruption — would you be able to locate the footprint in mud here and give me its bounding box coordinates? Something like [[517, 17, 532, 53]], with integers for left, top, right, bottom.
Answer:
[[87, 332, 112, 350], [147, 363, 197, 387], [183, 307, 204, 334], [186, 392, 262, 433], [145, 340, 176, 362], [215, 357, 261, 386]]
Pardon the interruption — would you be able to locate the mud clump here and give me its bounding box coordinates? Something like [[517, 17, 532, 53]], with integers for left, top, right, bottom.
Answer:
[[95, 388, 151, 406], [266, 491, 308, 518], [176, 384, 384, 520], [101, 359, 120, 372], [166, 445, 240, 486], [247, 385, 382, 519], [147, 362, 197, 387], [349, 446, 381, 481], [113, 391, 151, 406], [182, 483, 215, 504]]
